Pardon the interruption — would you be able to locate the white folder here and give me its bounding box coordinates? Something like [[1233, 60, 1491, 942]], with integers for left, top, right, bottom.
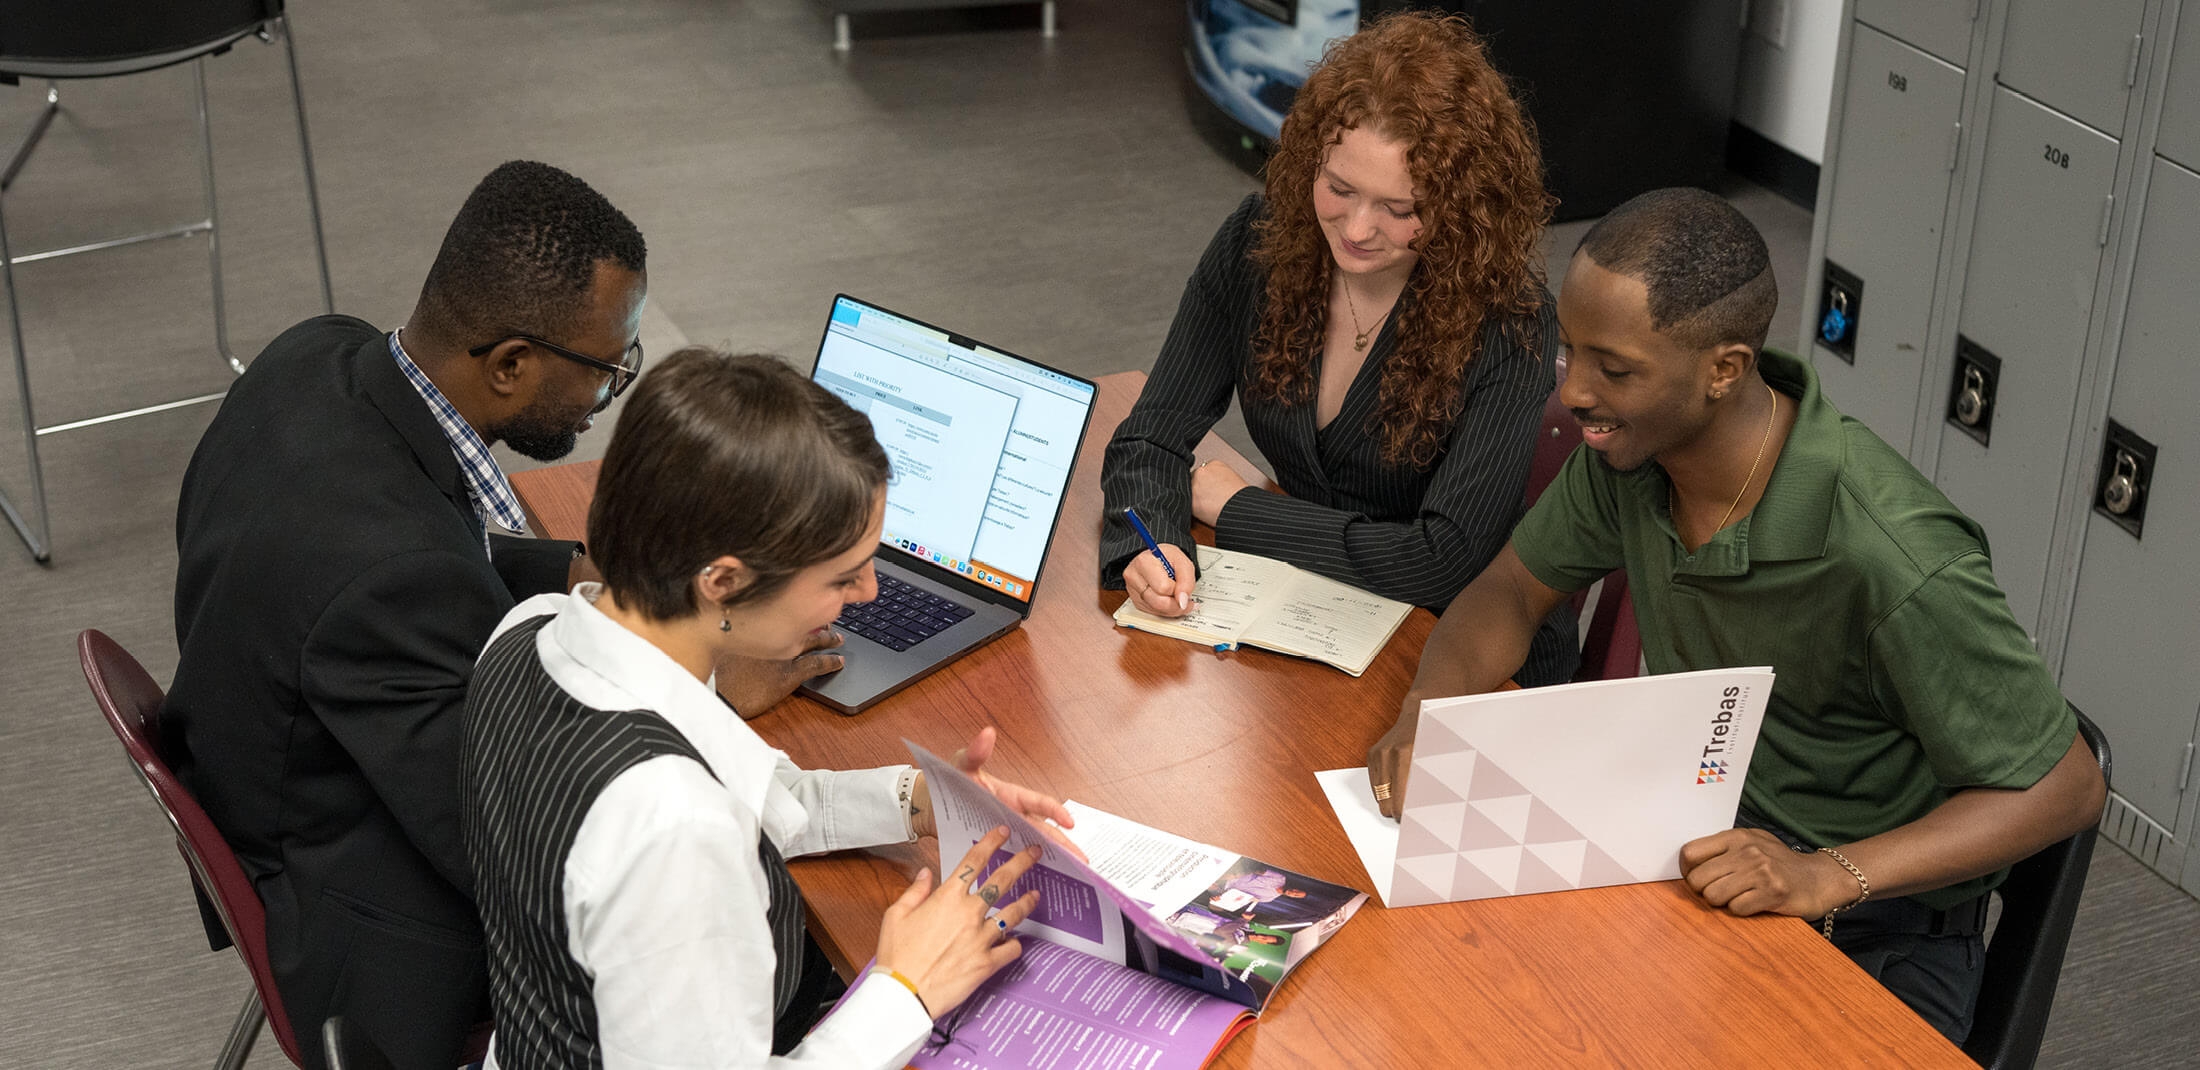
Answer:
[[1319, 667, 1774, 907]]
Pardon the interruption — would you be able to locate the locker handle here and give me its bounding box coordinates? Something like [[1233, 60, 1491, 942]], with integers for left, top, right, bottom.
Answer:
[[2098, 194, 2115, 247], [1946, 122, 1962, 173], [2127, 34, 2143, 89]]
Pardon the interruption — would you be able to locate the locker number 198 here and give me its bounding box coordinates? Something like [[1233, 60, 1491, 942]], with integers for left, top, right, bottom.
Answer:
[[2043, 143, 2071, 169], [1887, 70, 1908, 92]]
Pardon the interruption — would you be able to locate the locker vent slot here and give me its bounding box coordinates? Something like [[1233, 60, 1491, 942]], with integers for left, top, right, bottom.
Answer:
[[2102, 792, 2171, 866]]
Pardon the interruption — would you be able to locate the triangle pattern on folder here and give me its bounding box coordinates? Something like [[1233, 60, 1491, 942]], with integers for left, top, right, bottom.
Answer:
[[1446, 852, 1513, 901], [1410, 772, 1463, 806], [1523, 798, 1584, 845], [1527, 840, 1588, 886], [1466, 752, 1529, 800], [1400, 853, 1463, 899], [1417, 751, 1479, 802], [1452, 797, 1521, 851], [1390, 868, 1450, 908], [1460, 845, 1523, 893], [1578, 844, 1640, 888], [1416, 717, 1472, 757], [1511, 846, 1576, 895], [1399, 804, 1467, 857], [1470, 795, 1532, 844]]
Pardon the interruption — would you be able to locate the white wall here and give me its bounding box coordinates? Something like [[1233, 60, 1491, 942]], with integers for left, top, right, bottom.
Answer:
[[1732, 0, 1845, 164]]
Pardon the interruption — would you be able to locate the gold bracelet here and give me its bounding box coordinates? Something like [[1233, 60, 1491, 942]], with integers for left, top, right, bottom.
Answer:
[[1817, 846, 1871, 937], [872, 965, 932, 1018]]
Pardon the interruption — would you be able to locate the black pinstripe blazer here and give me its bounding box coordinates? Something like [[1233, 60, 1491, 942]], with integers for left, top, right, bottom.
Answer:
[[1100, 195, 1578, 686]]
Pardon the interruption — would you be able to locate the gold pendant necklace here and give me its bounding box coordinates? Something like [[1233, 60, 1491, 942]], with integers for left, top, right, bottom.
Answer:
[[1341, 277, 1384, 351], [1670, 382, 1779, 541]]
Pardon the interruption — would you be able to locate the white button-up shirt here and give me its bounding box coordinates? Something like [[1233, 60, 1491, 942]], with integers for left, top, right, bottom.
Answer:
[[481, 585, 930, 1069]]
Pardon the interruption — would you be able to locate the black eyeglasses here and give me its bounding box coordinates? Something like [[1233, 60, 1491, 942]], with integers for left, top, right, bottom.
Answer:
[[469, 334, 645, 397]]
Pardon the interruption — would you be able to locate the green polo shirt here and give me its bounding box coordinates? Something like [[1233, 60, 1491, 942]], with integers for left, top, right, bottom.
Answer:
[[1512, 348, 2074, 910]]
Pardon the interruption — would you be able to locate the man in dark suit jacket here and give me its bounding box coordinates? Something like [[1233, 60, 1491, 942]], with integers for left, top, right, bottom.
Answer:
[[163, 161, 836, 1068]]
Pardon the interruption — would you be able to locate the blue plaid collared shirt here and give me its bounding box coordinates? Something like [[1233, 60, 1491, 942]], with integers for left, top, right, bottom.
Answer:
[[389, 330, 530, 554]]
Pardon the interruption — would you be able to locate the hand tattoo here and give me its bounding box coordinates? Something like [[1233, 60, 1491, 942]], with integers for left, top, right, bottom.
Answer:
[[978, 885, 1001, 905], [954, 866, 976, 883]]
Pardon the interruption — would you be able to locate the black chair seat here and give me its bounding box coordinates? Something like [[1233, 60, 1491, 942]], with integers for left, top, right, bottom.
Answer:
[[0, 1, 280, 80]]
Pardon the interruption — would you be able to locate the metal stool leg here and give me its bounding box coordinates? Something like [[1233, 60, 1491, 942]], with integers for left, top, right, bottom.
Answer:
[[276, 16, 333, 316], [190, 58, 246, 377], [213, 987, 265, 1070], [0, 164, 53, 563], [0, 18, 333, 560], [1042, 0, 1056, 37], [1, 83, 58, 194]]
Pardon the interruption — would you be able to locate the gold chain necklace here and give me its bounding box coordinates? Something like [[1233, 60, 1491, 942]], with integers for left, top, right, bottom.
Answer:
[[1340, 277, 1387, 351], [1673, 382, 1779, 539]]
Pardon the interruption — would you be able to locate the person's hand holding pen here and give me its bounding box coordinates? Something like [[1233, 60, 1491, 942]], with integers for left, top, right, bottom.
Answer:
[[1122, 507, 1198, 617]]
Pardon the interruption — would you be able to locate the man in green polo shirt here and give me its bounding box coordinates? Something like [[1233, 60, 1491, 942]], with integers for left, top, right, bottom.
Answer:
[[1366, 188, 2105, 1041]]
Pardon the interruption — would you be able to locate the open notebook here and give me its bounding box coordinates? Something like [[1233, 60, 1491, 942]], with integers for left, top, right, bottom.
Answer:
[[1112, 544, 1412, 676]]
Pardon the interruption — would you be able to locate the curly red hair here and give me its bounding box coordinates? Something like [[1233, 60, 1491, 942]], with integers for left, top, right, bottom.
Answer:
[[1250, 11, 1553, 468]]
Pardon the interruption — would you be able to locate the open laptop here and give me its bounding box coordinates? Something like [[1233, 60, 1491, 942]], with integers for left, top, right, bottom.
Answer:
[[801, 294, 1098, 714]]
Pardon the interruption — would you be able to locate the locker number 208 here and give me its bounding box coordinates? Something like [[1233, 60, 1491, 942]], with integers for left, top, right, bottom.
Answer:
[[2043, 143, 2072, 169]]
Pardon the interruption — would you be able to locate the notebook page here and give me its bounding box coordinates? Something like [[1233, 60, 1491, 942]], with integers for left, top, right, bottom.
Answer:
[[1112, 545, 1297, 646], [1239, 568, 1411, 675]]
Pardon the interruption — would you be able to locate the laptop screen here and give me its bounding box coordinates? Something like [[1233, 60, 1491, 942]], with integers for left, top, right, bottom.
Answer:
[[812, 295, 1096, 605]]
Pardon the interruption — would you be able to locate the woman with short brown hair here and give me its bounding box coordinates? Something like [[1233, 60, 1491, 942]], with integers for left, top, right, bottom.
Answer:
[[463, 348, 1073, 1068]]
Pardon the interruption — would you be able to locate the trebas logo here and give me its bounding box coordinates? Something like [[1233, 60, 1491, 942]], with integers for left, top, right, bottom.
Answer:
[[1694, 685, 1745, 785]]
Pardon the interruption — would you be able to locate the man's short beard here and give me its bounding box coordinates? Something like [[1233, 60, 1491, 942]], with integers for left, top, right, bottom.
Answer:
[[490, 396, 590, 462], [499, 425, 579, 462]]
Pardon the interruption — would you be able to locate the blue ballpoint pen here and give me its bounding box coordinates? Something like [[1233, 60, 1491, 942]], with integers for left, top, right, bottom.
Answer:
[[1121, 507, 1177, 581]]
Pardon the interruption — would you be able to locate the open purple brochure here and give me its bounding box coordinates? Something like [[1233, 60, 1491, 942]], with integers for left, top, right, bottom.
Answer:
[[875, 741, 1368, 1069]]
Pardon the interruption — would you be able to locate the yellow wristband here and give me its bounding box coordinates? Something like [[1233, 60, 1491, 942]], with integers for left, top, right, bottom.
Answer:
[[873, 965, 931, 1018]]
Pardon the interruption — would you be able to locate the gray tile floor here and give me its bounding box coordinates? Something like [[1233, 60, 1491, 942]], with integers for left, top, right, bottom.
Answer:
[[0, 1, 2192, 1066]]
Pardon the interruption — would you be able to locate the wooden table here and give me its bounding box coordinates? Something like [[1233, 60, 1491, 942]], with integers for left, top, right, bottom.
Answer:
[[512, 371, 1970, 1068]]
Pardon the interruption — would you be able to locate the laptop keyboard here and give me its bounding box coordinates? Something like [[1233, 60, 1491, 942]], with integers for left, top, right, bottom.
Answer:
[[836, 573, 975, 652]]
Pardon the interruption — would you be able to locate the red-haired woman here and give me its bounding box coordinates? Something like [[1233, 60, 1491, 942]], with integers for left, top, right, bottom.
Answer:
[[1100, 11, 1576, 685]]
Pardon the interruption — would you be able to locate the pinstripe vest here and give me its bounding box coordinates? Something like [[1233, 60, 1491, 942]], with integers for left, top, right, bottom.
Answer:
[[462, 615, 805, 1070]]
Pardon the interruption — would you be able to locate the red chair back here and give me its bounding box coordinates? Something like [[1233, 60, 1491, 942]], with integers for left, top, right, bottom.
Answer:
[[78, 629, 306, 1066], [1574, 569, 1643, 681], [1526, 387, 1643, 681], [1527, 389, 1582, 509]]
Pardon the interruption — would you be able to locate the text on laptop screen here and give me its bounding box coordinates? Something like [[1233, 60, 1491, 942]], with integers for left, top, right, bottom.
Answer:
[[814, 297, 1094, 603]]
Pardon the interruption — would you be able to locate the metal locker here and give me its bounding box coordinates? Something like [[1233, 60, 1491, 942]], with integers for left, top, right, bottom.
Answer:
[[1854, 0, 1975, 68], [1999, 0, 2150, 137], [2156, 0, 2200, 172], [1935, 87, 2119, 635], [2060, 156, 2200, 840], [1812, 26, 1967, 456]]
